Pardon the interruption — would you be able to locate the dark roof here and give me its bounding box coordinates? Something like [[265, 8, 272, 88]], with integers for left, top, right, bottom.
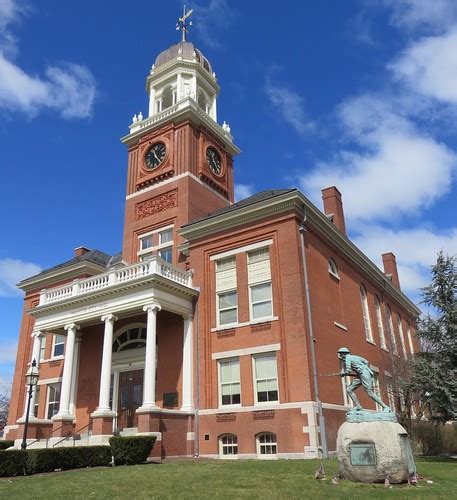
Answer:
[[19, 249, 117, 284], [183, 189, 297, 227]]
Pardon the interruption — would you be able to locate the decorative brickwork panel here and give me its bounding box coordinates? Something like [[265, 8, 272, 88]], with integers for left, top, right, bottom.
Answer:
[[216, 413, 236, 423], [135, 190, 178, 221], [252, 410, 275, 420]]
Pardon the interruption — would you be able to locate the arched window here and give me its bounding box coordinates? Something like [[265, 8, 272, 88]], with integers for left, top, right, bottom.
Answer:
[[219, 434, 238, 458], [328, 258, 339, 278], [406, 321, 414, 354], [397, 314, 407, 358], [386, 306, 398, 355], [256, 433, 277, 458], [374, 295, 387, 349], [112, 325, 147, 353], [162, 85, 174, 110], [360, 285, 373, 342]]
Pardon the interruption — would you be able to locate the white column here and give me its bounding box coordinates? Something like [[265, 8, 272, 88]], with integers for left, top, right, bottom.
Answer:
[[181, 314, 194, 412], [148, 84, 155, 117], [53, 323, 79, 420], [69, 334, 82, 416], [92, 314, 117, 416], [21, 331, 43, 419], [139, 303, 161, 410]]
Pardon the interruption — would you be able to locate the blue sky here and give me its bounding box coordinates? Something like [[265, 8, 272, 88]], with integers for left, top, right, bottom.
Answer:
[[1, 0, 456, 394]]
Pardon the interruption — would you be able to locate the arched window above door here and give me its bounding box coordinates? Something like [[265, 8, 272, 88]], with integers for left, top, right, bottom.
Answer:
[[112, 324, 147, 352]]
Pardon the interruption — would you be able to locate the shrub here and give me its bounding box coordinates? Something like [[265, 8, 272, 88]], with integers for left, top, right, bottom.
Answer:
[[0, 440, 14, 450], [411, 421, 457, 456], [0, 450, 27, 477], [109, 435, 156, 465], [26, 446, 112, 474]]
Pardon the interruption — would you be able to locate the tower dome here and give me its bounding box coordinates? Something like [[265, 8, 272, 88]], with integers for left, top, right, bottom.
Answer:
[[154, 41, 213, 75]]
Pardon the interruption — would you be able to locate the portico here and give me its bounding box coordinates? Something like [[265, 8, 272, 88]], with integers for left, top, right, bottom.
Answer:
[[17, 256, 198, 448]]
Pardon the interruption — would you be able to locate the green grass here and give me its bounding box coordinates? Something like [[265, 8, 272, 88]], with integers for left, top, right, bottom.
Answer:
[[0, 458, 455, 499]]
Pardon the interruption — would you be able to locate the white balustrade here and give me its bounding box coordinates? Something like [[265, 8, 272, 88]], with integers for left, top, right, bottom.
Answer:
[[40, 257, 193, 305]]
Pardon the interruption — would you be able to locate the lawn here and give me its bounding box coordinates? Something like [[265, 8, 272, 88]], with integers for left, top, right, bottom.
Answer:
[[0, 457, 454, 499]]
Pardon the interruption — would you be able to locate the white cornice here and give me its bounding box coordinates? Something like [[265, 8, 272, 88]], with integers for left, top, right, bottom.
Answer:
[[18, 261, 107, 294], [180, 190, 420, 317], [121, 97, 240, 156]]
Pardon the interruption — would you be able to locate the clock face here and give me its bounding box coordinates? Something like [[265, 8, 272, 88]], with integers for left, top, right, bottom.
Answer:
[[145, 143, 166, 170], [206, 147, 222, 175]]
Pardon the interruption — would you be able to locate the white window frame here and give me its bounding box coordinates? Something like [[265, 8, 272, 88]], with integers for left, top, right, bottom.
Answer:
[[406, 322, 414, 354], [252, 353, 279, 405], [372, 371, 382, 411], [374, 295, 387, 350], [360, 284, 374, 343], [256, 432, 278, 459], [137, 224, 174, 263], [397, 314, 407, 359], [219, 434, 238, 459], [52, 334, 65, 359], [217, 290, 238, 327], [218, 358, 241, 408], [341, 375, 354, 407], [39, 335, 46, 361], [386, 306, 398, 355], [249, 281, 273, 321], [33, 385, 40, 418], [215, 256, 238, 327], [46, 383, 61, 420], [328, 258, 339, 279], [386, 377, 395, 411]]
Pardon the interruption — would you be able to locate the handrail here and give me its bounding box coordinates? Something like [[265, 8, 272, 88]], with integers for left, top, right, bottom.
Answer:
[[52, 419, 93, 448], [25, 421, 67, 449]]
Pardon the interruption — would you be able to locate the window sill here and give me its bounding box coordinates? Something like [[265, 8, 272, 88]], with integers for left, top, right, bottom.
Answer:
[[40, 355, 64, 364], [333, 321, 348, 332], [328, 271, 340, 281], [212, 317, 279, 333], [381, 347, 389, 352], [366, 339, 376, 346], [218, 404, 241, 410]]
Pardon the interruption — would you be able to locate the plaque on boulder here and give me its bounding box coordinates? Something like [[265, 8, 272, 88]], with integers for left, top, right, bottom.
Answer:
[[350, 443, 376, 466]]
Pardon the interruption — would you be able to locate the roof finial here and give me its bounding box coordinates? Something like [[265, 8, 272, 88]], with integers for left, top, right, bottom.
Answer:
[[176, 5, 193, 43]]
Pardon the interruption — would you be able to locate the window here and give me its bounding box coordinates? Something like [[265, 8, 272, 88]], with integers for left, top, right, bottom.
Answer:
[[372, 372, 382, 411], [33, 385, 40, 418], [328, 258, 339, 278], [250, 282, 273, 320], [247, 248, 273, 321], [219, 358, 241, 406], [257, 433, 278, 458], [386, 377, 395, 411], [253, 353, 279, 403], [360, 285, 373, 342], [39, 336, 46, 361], [113, 325, 147, 352], [46, 383, 61, 419], [406, 322, 414, 354], [219, 434, 238, 458], [52, 334, 65, 358], [162, 85, 174, 110], [386, 306, 398, 355], [374, 295, 387, 349], [341, 375, 354, 407], [216, 257, 237, 326], [137, 225, 174, 263], [397, 314, 407, 358]]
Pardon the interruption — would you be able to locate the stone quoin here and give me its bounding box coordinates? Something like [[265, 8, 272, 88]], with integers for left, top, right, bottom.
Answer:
[[3, 9, 420, 460]]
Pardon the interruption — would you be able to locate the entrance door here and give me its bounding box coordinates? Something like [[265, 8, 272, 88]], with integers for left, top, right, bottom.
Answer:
[[117, 370, 143, 429]]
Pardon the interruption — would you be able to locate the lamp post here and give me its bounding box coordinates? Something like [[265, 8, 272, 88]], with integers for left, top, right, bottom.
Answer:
[[21, 359, 39, 450]]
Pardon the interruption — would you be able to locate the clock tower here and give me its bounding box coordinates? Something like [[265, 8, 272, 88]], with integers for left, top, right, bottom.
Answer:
[[120, 10, 240, 265]]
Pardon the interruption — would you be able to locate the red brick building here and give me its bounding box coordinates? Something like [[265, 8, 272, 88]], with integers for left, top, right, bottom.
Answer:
[[3, 37, 420, 459]]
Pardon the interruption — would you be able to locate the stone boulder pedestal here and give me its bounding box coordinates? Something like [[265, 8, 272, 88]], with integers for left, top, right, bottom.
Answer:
[[337, 419, 415, 484]]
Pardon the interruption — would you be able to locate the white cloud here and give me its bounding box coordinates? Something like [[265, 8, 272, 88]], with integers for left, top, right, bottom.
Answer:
[[390, 28, 457, 105], [303, 94, 456, 221], [188, 0, 236, 49], [265, 74, 315, 136], [0, 0, 96, 118], [234, 183, 254, 201], [353, 224, 457, 294], [383, 0, 457, 33], [0, 258, 41, 296]]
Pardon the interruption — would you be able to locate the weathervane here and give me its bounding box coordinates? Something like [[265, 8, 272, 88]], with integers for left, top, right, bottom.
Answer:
[[176, 5, 193, 42]]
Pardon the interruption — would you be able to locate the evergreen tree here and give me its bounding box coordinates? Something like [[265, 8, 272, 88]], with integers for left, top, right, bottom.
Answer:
[[408, 252, 457, 423]]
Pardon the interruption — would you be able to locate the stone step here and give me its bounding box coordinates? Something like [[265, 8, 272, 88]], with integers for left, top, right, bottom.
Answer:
[[119, 427, 138, 436]]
